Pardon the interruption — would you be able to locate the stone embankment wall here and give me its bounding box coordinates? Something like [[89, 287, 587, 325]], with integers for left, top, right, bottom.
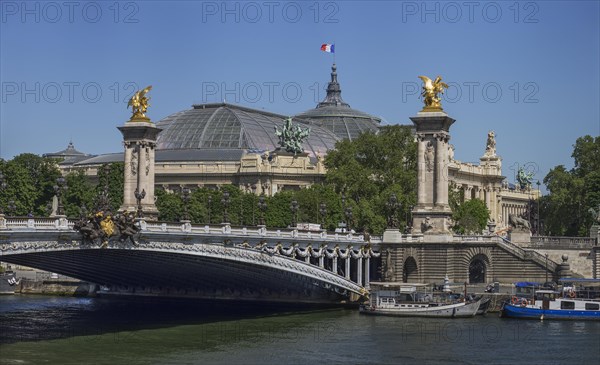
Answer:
[[527, 248, 593, 278], [17, 279, 96, 296]]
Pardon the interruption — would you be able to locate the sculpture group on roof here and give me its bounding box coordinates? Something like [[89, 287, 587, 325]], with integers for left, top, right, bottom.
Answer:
[[516, 167, 534, 190], [274, 117, 311, 155]]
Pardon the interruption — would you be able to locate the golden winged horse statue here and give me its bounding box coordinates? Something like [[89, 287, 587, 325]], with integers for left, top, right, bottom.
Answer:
[[127, 85, 152, 120], [418, 76, 448, 111]]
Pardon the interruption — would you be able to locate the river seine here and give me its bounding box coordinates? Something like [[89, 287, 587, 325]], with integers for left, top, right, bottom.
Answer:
[[0, 295, 598, 365]]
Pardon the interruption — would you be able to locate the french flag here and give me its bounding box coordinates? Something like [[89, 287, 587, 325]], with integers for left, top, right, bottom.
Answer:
[[320, 44, 335, 53]]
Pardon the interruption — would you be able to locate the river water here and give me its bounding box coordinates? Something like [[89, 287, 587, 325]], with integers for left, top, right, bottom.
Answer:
[[0, 295, 599, 365]]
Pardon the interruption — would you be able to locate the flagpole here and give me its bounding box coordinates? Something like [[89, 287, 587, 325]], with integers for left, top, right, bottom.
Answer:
[[333, 41, 336, 64]]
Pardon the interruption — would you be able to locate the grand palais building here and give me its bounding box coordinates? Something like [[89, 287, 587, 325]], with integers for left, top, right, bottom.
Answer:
[[47, 65, 538, 230]]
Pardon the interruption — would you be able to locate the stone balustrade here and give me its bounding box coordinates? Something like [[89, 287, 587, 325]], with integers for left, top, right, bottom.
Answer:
[[530, 236, 597, 249], [0, 217, 380, 245]]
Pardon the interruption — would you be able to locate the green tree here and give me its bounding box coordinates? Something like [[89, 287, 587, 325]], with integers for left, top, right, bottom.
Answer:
[[155, 188, 183, 222], [0, 154, 61, 216], [63, 170, 96, 217], [541, 135, 599, 236], [95, 163, 124, 212], [324, 125, 417, 234], [452, 199, 490, 234]]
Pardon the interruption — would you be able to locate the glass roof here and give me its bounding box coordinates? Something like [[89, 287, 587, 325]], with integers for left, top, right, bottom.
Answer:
[[155, 103, 340, 157], [294, 64, 381, 140]]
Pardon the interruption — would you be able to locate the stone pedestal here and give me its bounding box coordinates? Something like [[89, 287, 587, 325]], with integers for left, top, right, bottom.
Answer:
[[557, 254, 571, 278], [382, 229, 402, 244], [118, 118, 162, 221], [591, 224, 599, 244], [508, 229, 531, 246], [410, 111, 456, 235]]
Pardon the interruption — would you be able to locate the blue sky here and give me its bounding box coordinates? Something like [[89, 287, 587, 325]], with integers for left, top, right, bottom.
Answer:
[[1, 1, 599, 187]]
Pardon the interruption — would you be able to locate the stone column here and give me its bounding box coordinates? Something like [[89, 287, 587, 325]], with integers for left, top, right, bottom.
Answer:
[[364, 257, 370, 289], [118, 120, 162, 220], [332, 256, 338, 275], [410, 111, 455, 236], [345, 256, 351, 280], [434, 132, 449, 208], [416, 133, 426, 206], [357, 257, 363, 286]]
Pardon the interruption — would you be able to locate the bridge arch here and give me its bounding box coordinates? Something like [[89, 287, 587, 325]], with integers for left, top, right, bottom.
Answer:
[[402, 256, 419, 283], [464, 247, 493, 284]]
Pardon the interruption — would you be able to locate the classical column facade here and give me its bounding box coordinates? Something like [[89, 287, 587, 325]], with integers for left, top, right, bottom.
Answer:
[[118, 120, 162, 220], [410, 111, 455, 235]]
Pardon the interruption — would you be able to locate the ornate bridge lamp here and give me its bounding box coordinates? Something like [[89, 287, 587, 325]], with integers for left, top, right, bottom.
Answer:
[[386, 193, 399, 229], [79, 204, 88, 219], [0, 172, 6, 215], [536, 180, 541, 235], [96, 164, 111, 212], [207, 195, 212, 224], [345, 205, 353, 232], [404, 205, 414, 233], [0, 172, 6, 228], [340, 193, 347, 231], [257, 195, 267, 226], [319, 202, 327, 229], [53, 177, 67, 216], [290, 200, 299, 228], [221, 190, 230, 224], [251, 184, 257, 225], [134, 188, 146, 218], [181, 187, 191, 222], [7, 200, 16, 216]]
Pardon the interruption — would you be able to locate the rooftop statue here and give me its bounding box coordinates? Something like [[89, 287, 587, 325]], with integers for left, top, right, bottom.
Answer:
[[516, 167, 534, 190], [485, 131, 497, 156], [127, 85, 152, 120], [274, 117, 310, 155], [418, 75, 448, 111]]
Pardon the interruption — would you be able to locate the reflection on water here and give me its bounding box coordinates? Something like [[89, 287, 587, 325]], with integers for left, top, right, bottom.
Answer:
[[1, 295, 599, 365]]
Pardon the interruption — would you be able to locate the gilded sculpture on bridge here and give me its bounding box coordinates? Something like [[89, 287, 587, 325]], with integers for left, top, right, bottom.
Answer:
[[418, 75, 448, 111], [127, 85, 152, 121], [73, 210, 140, 248]]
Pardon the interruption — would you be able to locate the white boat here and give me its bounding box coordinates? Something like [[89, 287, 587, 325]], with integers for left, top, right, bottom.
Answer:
[[360, 282, 482, 318]]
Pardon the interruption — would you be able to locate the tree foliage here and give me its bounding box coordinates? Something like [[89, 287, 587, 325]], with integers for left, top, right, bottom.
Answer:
[[541, 135, 600, 236], [452, 199, 490, 234], [0, 156, 124, 218], [0, 154, 61, 216], [324, 125, 417, 234]]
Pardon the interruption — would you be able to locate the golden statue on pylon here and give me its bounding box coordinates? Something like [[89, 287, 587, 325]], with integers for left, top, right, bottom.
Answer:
[[127, 85, 152, 121], [418, 76, 448, 112]]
